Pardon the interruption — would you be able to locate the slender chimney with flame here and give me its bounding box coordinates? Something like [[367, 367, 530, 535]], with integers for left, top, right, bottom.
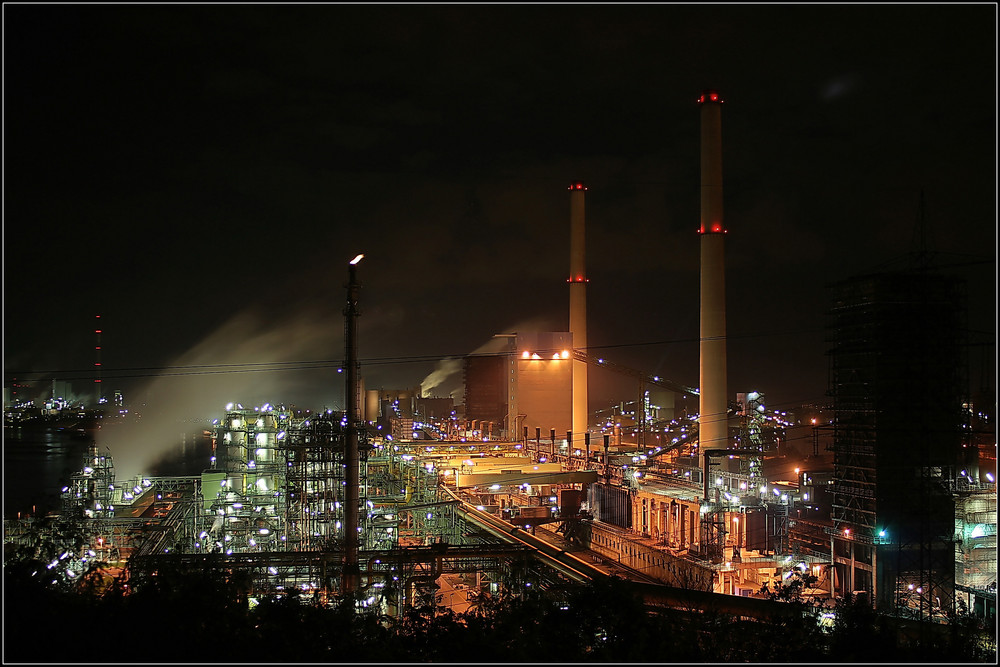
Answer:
[[343, 253, 364, 594], [698, 89, 728, 472], [568, 181, 588, 446]]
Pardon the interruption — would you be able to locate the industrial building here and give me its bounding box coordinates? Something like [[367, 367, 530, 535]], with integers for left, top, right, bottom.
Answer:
[[462, 331, 575, 446], [462, 351, 509, 433]]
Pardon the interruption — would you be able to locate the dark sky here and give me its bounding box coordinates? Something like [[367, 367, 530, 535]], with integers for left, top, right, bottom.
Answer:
[[4, 3, 997, 420]]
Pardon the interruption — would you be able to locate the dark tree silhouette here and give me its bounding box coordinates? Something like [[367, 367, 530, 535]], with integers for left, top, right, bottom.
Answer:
[[4, 544, 995, 664]]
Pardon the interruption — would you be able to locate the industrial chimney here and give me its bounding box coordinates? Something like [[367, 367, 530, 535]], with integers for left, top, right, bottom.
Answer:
[[698, 90, 728, 473], [568, 181, 588, 446], [343, 253, 364, 594]]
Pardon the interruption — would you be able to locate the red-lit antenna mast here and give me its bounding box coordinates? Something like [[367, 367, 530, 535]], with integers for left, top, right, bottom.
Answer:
[[94, 314, 103, 405]]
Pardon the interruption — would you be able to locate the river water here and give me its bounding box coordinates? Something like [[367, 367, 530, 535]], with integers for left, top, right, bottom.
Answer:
[[3, 426, 212, 519]]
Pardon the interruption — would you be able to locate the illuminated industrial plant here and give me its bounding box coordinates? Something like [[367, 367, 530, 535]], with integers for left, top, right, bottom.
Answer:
[[5, 90, 993, 628]]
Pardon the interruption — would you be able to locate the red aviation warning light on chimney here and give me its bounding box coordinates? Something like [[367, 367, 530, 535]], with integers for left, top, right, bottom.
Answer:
[[567, 181, 589, 283], [698, 89, 726, 235]]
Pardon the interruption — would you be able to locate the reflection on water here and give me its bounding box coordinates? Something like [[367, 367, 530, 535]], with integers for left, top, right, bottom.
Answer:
[[4, 428, 91, 519], [3, 426, 212, 519]]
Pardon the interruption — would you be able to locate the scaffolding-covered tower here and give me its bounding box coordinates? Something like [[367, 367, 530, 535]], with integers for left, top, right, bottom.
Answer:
[[827, 269, 967, 615], [955, 481, 997, 588]]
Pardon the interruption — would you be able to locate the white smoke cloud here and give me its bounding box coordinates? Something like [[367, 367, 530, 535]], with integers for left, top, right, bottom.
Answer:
[[100, 305, 341, 483], [420, 358, 462, 397]]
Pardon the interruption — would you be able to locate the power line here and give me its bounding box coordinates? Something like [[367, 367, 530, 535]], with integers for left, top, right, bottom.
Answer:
[[5, 326, 831, 380], [6, 329, 988, 416]]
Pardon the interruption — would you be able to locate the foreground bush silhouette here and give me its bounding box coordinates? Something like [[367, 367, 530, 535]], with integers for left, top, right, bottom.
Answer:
[[3, 560, 994, 663]]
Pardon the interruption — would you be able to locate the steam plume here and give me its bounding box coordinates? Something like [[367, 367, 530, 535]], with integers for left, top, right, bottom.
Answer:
[[100, 305, 339, 483]]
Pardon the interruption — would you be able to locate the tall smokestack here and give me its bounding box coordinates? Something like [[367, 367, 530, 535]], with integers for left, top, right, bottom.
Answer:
[[568, 181, 588, 446], [343, 253, 364, 594], [94, 314, 103, 406], [698, 89, 728, 473]]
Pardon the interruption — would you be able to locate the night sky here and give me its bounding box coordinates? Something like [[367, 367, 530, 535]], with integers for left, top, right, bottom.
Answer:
[[4, 4, 996, 421]]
